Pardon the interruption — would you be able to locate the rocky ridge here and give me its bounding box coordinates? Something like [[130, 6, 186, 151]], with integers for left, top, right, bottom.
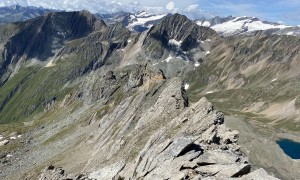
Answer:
[[33, 79, 277, 180]]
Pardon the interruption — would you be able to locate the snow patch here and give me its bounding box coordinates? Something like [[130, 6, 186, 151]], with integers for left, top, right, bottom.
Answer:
[[45, 59, 55, 67], [166, 56, 172, 62], [184, 84, 190, 90], [287, 32, 294, 35], [205, 51, 210, 55], [209, 17, 290, 35], [271, 78, 277, 82], [169, 39, 182, 47], [17, 135, 22, 138], [152, 63, 158, 66], [246, 21, 288, 31], [127, 13, 166, 30], [206, 91, 214, 94], [196, 21, 211, 27], [176, 56, 183, 60], [205, 39, 211, 42], [6, 154, 13, 158], [10, 136, 16, 140], [202, 21, 211, 27], [127, 39, 132, 43], [194, 62, 200, 67]]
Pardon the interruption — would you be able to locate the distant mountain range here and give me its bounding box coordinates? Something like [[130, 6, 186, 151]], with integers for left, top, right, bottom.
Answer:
[[1, 4, 300, 36], [94, 11, 167, 32], [0, 4, 58, 24], [96, 11, 300, 36]]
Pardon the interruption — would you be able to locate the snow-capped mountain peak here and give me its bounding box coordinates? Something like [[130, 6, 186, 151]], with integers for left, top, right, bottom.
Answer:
[[197, 16, 291, 36]]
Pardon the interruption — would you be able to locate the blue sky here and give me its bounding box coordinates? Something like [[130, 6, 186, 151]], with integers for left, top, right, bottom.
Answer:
[[1, 0, 300, 25]]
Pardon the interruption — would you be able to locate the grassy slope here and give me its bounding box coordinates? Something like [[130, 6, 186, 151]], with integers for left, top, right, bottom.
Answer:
[[0, 44, 94, 124], [185, 34, 300, 132]]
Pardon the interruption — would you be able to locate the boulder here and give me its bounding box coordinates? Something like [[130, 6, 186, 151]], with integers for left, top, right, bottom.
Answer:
[[37, 165, 67, 180], [240, 168, 280, 180], [195, 164, 250, 178], [221, 130, 239, 144], [88, 160, 125, 180], [0, 140, 9, 146]]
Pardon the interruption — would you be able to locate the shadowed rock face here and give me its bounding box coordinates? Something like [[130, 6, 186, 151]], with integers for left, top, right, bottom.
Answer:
[[0, 11, 106, 85], [5, 11, 105, 61], [143, 13, 217, 59]]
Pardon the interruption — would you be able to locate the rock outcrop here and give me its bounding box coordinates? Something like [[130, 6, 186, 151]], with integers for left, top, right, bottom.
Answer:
[[34, 78, 277, 180]]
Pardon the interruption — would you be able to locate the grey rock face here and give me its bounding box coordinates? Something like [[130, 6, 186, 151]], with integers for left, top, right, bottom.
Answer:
[[89, 161, 126, 179], [240, 168, 280, 180], [127, 66, 144, 89], [35, 89, 276, 180], [38, 165, 67, 180], [117, 95, 250, 180], [77, 78, 275, 180], [0, 10, 108, 86], [142, 13, 217, 60], [32, 76, 277, 180]]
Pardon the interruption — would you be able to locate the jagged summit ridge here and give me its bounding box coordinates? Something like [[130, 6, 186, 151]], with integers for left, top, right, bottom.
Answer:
[[141, 13, 216, 73], [0, 10, 106, 85]]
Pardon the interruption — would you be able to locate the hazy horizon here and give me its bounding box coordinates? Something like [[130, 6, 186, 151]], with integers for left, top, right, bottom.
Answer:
[[1, 0, 299, 25]]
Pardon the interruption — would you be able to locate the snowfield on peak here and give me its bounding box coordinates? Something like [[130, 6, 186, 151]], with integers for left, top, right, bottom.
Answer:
[[168, 39, 182, 47], [98, 10, 297, 36], [196, 16, 290, 36], [126, 11, 166, 32]]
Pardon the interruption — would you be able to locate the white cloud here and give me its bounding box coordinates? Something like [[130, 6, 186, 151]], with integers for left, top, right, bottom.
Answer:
[[166, 1, 176, 11], [0, 0, 28, 6], [187, 4, 198, 12], [0, 0, 211, 19]]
